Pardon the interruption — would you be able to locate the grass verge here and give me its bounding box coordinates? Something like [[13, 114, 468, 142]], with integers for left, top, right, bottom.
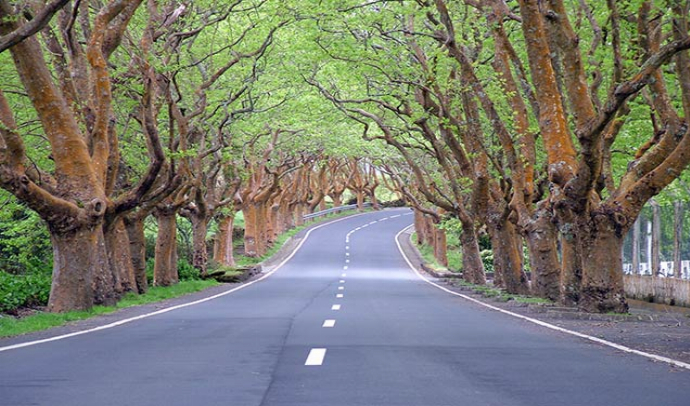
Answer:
[[0, 279, 217, 338]]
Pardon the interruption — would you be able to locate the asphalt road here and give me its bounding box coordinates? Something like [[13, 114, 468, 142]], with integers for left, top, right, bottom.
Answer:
[[1, 208, 688, 406]]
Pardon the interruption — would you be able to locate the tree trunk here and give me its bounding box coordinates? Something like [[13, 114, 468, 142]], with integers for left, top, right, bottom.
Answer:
[[632, 217, 641, 276], [124, 215, 148, 294], [651, 200, 661, 276], [214, 215, 236, 267], [414, 210, 426, 245], [331, 193, 343, 208], [153, 209, 179, 286], [577, 213, 629, 313], [560, 230, 581, 306], [489, 220, 529, 295], [104, 217, 136, 294], [48, 228, 99, 312], [673, 201, 683, 278], [190, 215, 209, 275], [459, 220, 486, 285], [433, 226, 448, 267], [524, 208, 561, 301], [356, 190, 365, 210], [243, 204, 260, 257]]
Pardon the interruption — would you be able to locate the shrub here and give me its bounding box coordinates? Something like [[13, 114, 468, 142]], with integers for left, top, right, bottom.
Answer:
[[177, 259, 201, 280], [480, 249, 494, 273], [0, 270, 51, 313]]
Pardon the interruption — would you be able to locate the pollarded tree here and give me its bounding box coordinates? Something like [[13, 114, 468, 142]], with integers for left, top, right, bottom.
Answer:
[[0, 0, 168, 311], [516, 0, 690, 312]]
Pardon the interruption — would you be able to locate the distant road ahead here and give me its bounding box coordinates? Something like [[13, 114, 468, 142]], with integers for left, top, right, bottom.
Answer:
[[1, 208, 687, 406]]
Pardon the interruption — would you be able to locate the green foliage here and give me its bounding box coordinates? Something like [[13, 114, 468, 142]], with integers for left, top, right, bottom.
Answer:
[[177, 259, 201, 281], [0, 270, 51, 313], [0, 193, 52, 273], [480, 250, 494, 274]]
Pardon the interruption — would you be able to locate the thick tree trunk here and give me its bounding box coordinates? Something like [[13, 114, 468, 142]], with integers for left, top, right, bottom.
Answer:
[[578, 227, 628, 313], [414, 210, 426, 245], [190, 215, 209, 275], [214, 215, 236, 267], [124, 215, 148, 294], [524, 208, 561, 301], [243, 204, 260, 257], [560, 230, 581, 306], [577, 214, 629, 313], [243, 203, 270, 257], [489, 220, 529, 295], [459, 220, 486, 285], [355, 190, 365, 210], [153, 209, 179, 286], [48, 228, 99, 312], [280, 204, 295, 231], [104, 217, 136, 294], [331, 193, 343, 208], [433, 226, 448, 267]]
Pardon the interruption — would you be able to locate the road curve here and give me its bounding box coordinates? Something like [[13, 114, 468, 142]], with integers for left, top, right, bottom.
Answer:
[[0, 208, 687, 406]]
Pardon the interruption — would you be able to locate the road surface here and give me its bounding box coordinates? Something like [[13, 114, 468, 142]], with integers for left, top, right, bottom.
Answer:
[[1, 208, 687, 406]]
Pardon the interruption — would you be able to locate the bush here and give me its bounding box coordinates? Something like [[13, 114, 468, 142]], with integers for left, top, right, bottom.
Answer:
[[177, 259, 201, 280], [480, 249, 494, 273], [0, 270, 51, 313]]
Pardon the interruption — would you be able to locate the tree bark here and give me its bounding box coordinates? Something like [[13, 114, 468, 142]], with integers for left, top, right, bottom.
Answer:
[[153, 208, 178, 286], [577, 213, 629, 313], [632, 216, 641, 276], [488, 221, 529, 295], [673, 201, 683, 278], [459, 220, 486, 285], [190, 214, 209, 275], [524, 206, 561, 301], [48, 228, 98, 312], [104, 217, 136, 294], [651, 200, 661, 276], [214, 215, 236, 267], [124, 215, 148, 293], [560, 233, 581, 306]]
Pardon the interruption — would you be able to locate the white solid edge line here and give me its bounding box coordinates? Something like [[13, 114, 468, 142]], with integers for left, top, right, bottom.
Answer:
[[394, 224, 690, 371], [0, 212, 373, 353], [305, 348, 327, 365]]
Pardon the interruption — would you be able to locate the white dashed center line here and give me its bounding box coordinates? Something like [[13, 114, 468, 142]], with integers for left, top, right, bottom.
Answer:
[[341, 273, 347, 277], [339, 280, 345, 283], [337, 294, 344, 298], [331, 304, 341, 310], [338, 286, 344, 290], [322, 319, 336, 328], [345, 259, 350, 263], [305, 348, 327, 365], [343, 266, 348, 270]]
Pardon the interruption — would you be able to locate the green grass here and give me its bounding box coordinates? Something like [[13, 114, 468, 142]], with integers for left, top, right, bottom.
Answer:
[[0, 279, 218, 338], [411, 232, 462, 273]]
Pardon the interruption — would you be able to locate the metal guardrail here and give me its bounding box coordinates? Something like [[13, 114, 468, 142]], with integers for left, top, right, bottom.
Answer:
[[303, 202, 373, 221]]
